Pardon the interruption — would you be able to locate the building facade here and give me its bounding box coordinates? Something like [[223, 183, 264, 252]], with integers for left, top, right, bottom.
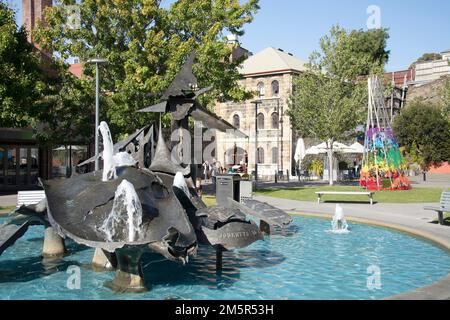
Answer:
[[214, 47, 307, 180], [414, 50, 450, 84]]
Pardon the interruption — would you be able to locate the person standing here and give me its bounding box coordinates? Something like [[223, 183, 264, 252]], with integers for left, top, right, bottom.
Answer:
[[211, 158, 219, 193]]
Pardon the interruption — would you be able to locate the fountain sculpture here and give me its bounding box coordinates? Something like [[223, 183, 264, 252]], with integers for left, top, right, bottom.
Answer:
[[330, 204, 349, 234], [0, 52, 293, 293]]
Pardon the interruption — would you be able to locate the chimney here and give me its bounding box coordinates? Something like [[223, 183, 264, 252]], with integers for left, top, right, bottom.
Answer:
[[22, 0, 52, 44]]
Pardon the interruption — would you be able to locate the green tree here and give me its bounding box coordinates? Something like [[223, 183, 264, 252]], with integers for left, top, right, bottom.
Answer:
[[289, 25, 390, 185], [0, 1, 43, 127], [33, 63, 95, 146], [393, 99, 450, 170], [34, 0, 259, 138]]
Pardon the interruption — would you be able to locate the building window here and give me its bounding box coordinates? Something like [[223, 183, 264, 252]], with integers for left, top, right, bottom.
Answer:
[[272, 80, 280, 96], [257, 113, 265, 130], [257, 147, 265, 164], [232, 114, 240, 129], [271, 147, 279, 165], [257, 82, 265, 98], [271, 112, 279, 129]]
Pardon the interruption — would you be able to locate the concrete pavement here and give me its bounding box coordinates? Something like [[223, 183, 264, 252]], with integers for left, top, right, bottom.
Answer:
[[0, 193, 17, 208]]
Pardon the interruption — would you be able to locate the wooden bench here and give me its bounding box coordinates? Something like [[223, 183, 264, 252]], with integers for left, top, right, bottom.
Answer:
[[316, 191, 374, 205], [17, 190, 46, 208], [424, 191, 450, 225]]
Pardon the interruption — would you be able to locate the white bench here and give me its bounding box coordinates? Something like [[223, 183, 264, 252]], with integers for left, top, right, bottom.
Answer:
[[17, 190, 46, 208], [424, 192, 450, 225], [316, 191, 375, 205]]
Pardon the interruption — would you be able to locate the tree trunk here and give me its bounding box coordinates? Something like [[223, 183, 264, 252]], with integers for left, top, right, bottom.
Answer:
[[327, 139, 334, 186]]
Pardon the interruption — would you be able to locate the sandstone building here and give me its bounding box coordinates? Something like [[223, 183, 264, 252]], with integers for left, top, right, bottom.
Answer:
[[214, 47, 307, 179]]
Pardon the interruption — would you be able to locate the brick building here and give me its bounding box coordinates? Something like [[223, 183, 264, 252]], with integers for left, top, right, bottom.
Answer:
[[214, 47, 307, 180]]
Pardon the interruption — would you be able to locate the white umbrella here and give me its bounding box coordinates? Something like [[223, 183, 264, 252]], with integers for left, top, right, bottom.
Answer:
[[294, 138, 306, 163], [53, 145, 85, 151], [346, 142, 364, 154], [304, 145, 321, 155], [315, 141, 352, 152]]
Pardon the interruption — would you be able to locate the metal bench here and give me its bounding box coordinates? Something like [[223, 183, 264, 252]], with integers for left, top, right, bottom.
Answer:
[[316, 191, 374, 205], [424, 191, 450, 225], [17, 190, 46, 208]]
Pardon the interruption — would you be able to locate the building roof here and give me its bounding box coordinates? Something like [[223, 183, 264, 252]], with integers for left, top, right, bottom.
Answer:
[[238, 47, 307, 77], [69, 63, 83, 78]]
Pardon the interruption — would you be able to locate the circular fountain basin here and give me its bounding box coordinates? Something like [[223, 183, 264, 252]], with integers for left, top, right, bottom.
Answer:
[[0, 216, 449, 300]]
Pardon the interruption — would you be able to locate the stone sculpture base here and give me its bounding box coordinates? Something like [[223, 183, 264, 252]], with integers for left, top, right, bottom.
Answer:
[[104, 248, 147, 293], [216, 247, 223, 273], [42, 227, 65, 258], [92, 248, 117, 271]]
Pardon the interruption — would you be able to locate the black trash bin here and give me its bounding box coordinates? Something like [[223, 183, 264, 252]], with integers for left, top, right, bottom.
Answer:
[[215, 174, 241, 208]]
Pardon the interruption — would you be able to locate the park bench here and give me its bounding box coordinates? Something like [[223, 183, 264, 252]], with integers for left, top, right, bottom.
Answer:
[[16, 190, 46, 208], [424, 191, 450, 225], [315, 191, 375, 205]]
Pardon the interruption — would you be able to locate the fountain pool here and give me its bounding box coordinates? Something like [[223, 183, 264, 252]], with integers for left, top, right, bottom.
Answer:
[[1, 216, 449, 300]]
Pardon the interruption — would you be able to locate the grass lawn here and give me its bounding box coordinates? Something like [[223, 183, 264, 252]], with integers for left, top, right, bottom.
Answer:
[[255, 186, 446, 204], [201, 195, 217, 207]]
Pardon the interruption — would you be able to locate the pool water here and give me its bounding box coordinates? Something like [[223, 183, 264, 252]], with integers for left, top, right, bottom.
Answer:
[[1, 216, 449, 300]]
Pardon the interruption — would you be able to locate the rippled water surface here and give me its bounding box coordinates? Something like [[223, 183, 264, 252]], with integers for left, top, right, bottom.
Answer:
[[1, 216, 449, 300]]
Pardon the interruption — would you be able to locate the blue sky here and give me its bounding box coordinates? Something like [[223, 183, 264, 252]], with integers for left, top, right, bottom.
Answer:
[[7, 0, 450, 71]]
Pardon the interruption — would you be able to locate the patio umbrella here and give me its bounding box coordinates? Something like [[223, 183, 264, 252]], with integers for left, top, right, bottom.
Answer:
[[315, 141, 352, 153], [294, 138, 306, 164], [53, 145, 85, 151], [304, 145, 321, 155], [346, 142, 364, 154]]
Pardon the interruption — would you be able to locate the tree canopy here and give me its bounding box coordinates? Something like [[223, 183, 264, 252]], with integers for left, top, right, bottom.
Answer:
[[0, 1, 42, 127], [289, 26, 390, 141], [0, 1, 95, 146], [393, 99, 450, 168], [34, 0, 260, 138], [288, 25, 390, 184]]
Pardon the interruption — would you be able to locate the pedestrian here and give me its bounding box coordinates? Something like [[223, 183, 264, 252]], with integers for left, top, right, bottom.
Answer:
[[211, 158, 219, 193]]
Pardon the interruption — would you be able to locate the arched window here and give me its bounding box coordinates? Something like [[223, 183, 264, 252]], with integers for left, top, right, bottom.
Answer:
[[257, 82, 265, 98], [257, 113, 265, 130], [257, 147, 265, 164], [232, 114, 240, 129], [226, 146, 246, 165], [271, 147, 278, 164], [271, 80, 280, 96], [271, 112, 279, 129]]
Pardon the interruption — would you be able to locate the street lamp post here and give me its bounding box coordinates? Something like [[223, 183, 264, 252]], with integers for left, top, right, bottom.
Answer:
[[86, 58, 108, 172], [251, 100, 262, 182]]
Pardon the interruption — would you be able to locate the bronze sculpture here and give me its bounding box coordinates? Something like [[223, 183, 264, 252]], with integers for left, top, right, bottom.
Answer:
[[0, 52, 292, 293]]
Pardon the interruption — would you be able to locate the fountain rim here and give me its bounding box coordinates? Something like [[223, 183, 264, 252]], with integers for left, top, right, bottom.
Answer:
[[289, 211, 450, 300]]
